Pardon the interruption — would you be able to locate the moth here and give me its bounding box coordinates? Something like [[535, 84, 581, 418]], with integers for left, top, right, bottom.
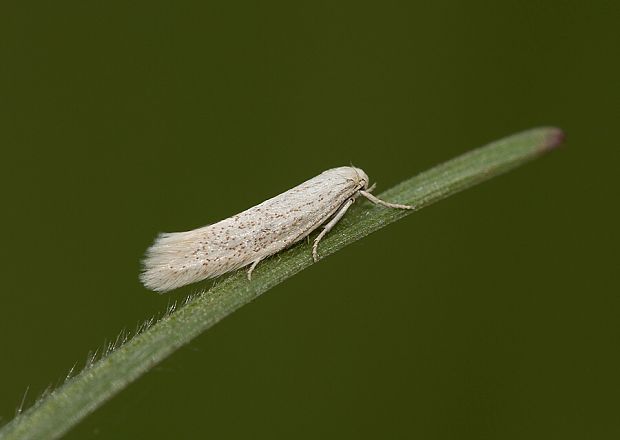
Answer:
[[140, 166, 414, 292]]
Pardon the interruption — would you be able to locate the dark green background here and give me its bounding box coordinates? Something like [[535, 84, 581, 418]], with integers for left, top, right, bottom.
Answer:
[[1, 1, 618, 438]]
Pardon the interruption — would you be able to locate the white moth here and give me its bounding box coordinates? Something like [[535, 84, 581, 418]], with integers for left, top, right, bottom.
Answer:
[[140, 166, 414, 292]]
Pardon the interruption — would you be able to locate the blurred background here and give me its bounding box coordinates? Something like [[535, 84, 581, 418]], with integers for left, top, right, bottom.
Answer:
[[1, 1, 618, 438]]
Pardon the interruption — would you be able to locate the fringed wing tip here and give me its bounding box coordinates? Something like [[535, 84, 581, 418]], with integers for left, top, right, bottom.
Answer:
[[139, 233, 183, 293]]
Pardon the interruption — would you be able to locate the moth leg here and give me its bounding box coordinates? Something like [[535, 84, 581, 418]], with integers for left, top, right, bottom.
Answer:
[[366, 183, 377, 193], [246, 258, 263, 280], [359, 190, 416, 210], [312, 197, 355, 262]]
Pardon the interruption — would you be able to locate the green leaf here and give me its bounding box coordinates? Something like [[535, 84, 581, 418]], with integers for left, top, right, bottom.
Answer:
[[0, 127, 564, 440]]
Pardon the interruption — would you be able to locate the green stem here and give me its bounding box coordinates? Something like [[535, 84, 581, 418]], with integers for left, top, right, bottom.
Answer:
[[0, 127, 564, 440]]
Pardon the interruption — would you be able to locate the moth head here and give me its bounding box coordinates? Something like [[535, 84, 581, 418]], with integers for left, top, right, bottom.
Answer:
[[352, 167, 369, 190]]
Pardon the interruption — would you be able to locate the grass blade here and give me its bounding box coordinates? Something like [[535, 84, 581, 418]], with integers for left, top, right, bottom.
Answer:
[[0, 127, 564, 440]]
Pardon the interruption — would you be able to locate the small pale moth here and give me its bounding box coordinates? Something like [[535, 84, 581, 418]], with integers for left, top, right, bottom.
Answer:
[[140, 166, 415, 292]]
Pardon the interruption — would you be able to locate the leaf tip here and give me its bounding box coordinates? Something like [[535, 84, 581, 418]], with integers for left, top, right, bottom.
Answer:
[[541, 127, 566, 152]]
